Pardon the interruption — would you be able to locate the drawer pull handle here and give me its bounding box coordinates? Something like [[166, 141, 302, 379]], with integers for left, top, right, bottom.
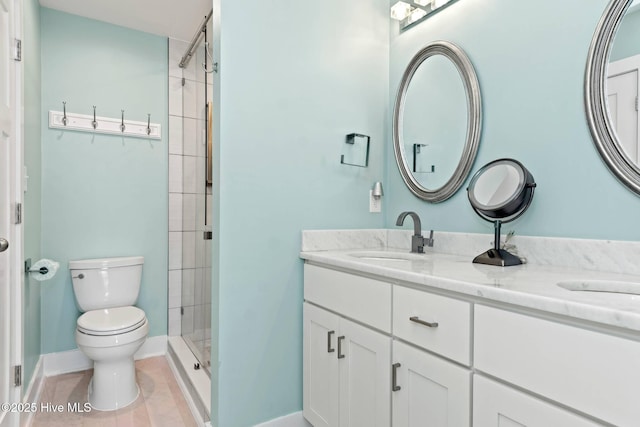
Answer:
[[392, 363, 401, 391], [337, 336, 345, 359], [327, 330, 335, 353], [410, 316, 439, 328]]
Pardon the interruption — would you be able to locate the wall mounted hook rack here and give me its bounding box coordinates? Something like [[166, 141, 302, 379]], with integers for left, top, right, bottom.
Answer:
[[49, 106, 162, 139]]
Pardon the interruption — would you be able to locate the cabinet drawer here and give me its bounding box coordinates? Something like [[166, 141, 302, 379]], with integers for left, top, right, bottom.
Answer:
[[304, 264, 391, 332], [475, 305, 640, 427], [474, 375, 600, 427], [393, 285, 471, 365]]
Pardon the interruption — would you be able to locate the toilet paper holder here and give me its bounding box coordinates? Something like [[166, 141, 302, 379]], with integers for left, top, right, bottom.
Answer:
[[24, 258, 49, 275]]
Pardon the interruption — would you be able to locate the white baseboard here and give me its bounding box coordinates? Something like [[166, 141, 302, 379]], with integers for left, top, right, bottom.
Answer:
[[21, 356, 45, 427], [43, 335, 168, 376], [134, 334, 168, 359], [254, 412, 311, 427]]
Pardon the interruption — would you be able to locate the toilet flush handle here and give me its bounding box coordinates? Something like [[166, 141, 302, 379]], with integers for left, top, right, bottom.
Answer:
[[72, 273, 84, 279]]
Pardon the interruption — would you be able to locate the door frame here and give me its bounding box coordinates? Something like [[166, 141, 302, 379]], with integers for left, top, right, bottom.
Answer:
[[1, 0, 24, 425]]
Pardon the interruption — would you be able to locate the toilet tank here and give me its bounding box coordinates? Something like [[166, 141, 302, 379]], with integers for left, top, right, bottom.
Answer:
[[69, 256, 144, 312]]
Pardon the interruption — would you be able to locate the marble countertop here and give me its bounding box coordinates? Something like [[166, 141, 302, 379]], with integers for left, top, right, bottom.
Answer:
[[300, 247, 640, 333]]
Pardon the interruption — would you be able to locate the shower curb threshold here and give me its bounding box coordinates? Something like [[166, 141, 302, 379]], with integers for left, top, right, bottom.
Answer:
[[167, 336, 212, 425]]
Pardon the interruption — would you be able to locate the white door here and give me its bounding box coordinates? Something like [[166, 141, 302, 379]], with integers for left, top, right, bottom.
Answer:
[[303, 303, 340, 427], [473, 375, 601, 427], [0, 0, 20, 424], [392, 340, 471, 427], [608, 55, 640, 164], [338, 318, 390, 427]]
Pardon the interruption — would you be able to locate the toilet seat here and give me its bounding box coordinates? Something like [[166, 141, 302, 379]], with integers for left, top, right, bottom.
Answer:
[[77, 306, 146, 336]]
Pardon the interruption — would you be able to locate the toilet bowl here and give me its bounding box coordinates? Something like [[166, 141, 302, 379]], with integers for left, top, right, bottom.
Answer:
[[70, 256, 148, 411]]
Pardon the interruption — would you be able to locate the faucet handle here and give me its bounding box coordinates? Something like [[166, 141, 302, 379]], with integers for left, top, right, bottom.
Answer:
[[426, 230, 434, 248]]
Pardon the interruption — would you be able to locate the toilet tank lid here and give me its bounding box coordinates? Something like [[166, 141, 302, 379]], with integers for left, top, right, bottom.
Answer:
[[69, 256, 144, 270]]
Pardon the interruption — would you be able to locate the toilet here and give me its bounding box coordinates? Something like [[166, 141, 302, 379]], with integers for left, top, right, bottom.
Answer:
[[69, 256, 149, 411]]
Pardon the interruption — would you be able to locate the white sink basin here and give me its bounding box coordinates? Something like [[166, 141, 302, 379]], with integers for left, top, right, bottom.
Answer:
[[557, 280, 640, 296], [349, 251, 427, 262]]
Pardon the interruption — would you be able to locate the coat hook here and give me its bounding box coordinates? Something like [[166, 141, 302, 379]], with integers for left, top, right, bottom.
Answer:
[[91, 106, 98, 129], [120, 110, 126, 132], [146, 114, 151, 135], [62, 102, 68, 126]]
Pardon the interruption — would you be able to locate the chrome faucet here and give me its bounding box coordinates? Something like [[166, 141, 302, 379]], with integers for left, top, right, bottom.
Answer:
[[395, 211, 434, 254]]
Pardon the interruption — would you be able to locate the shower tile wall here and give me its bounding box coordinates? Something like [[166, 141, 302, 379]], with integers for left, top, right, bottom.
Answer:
[[167, 38, 213, 352]]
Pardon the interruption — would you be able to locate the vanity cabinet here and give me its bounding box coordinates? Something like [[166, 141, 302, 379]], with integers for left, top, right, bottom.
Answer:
[[303, 261, 639, 427], [392, 340, 470, 427], [473, 375, 600, 427], [303, 264, 392, 427], [303, 264, 470, 427], [303, 303, 391, 427], [474, 305, 640, 427]]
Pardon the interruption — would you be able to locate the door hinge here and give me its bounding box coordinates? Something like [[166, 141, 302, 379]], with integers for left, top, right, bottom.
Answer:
[[13, 365, 21, 387], [182, 77, 186, 87], [14, 203, 22, 225], [635, 96, 638, 112], [14, 39, 21, 62]]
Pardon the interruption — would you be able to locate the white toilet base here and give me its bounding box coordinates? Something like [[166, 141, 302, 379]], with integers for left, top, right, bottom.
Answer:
[[76, 321, 148, 412], [88, 356, 140, 411]]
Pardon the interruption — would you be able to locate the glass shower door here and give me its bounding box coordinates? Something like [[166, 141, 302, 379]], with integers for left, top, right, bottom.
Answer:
[[181, 27, 212, 373]]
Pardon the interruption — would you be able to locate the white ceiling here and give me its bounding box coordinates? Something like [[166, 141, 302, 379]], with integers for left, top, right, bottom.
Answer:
[[39, 0, 211, 42]]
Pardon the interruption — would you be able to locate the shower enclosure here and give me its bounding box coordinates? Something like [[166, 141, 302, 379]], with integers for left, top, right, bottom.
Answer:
[[179, 15, 213, 375], [167, 10, 214, 422]]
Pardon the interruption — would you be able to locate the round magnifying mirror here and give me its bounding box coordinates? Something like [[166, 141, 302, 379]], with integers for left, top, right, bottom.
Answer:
[[467, 159, 536, 267]]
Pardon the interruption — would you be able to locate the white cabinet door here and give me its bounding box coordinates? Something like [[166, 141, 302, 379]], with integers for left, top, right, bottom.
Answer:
[[392, 340, 470, 427], [338, 318, 391, 427], [304, 303, 340, 427], [473, 375, 601, 427]]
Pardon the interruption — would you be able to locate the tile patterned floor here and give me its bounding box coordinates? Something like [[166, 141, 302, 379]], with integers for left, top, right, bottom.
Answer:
[[31, 357, 198, 427]]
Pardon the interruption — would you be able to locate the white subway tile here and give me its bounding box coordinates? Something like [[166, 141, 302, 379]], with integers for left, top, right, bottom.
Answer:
[[183, 117, 197, 156], [182, 269, 195, 307], [169, 77, 183, 117], [182, 306, 194, 335], [169, 193, 183, 232], [196, 118, 207, 158], [169, 38, 188, 79], [182, 193, 197, 231], [168, 232, 183, 270], [183, 155, 197, 194], [168, 270, 182, 309], [168, 308, 181, 336], [169, 116, 183, 155], [183, 231, 196, 269], [168, 155, 183, 193], [183, 79, 197, 119]]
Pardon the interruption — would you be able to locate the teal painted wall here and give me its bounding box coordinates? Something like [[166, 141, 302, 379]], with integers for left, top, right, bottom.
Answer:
[[611, 8, 640, 61], [40, 8, 168, 353], [22, 0, 41, 393], [214, 0, 389, 424], [385, 0, 640, 241]]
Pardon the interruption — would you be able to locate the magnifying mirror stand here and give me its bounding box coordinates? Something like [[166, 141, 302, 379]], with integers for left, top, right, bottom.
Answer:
[[473, 220, 522, 267]]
